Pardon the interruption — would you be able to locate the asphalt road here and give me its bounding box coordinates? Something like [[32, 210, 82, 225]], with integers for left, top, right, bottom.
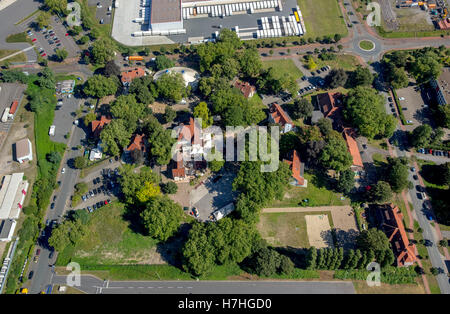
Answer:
[[51, 275, 356, 294], [29, 121, 86, 294], [0, 0, 40, 61]]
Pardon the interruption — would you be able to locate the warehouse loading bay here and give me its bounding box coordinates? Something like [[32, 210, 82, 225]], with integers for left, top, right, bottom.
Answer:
[[112, 0, 304, 46]]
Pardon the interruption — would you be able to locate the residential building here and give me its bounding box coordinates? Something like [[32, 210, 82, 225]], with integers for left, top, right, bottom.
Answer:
[[268, 103, 293, 134], [91, 115, 111, 137], [171, 117, 210, 181], [316, 92, 343, 131], [430, 67, 450, 106], [233, 79, 256, 98], [343, 128, 364, 174], [283, 150, 307, 187], [120, 67, 146, 87], [125, 134, 147, 154], [89, 141, 103, 161], [375, 203, 416, 267], [14, 138, 33, 163]]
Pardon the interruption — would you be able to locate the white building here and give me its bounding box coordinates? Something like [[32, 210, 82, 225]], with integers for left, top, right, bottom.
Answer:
[[0, 219, 16, 242], [14, 138, 33, 164], [0, 173, 28, 220]]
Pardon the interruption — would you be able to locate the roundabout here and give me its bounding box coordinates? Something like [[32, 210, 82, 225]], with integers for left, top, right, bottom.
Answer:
[[359, 40, 375, 51]]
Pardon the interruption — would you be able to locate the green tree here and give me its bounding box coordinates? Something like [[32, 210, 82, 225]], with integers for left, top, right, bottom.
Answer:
[[193, 101, 213, 128], [249, 247, 282, 277], [144, 117, 176, 165], [73, 156, 86, 169], [319, 132, 352, 172], [163, 106, 177, 123], [141, 196, 183, 241], [344, 86, 396, 139], [37, 11, 51, 28], [118, 165, 160, 204], [370, 181, 393, 203], [44, 0, 67, 13], [182, 222, 216, 276], [155, 55, 175, 70], [385, 157, 409, 193], [410, 124, 433, 148], [337, 169, 355, 194], [103, 60, 121, 77], [306, 247, 317, 269], [156, 72, 186, 103], [84, 75, 118, 98], [351, 65, 374, 87], [110, 94, 146, 133], [100, 119, 132, 156], [279, 255, 294, 275], [411, 53, 443, 83], [161, 181, 178, 194], [238, 48, 262, 77], [91, 38, 116, 65], [46, 151, 61, 164], [37, 67, 55, 89], [83, 111, 97, 126], [136, 181, 161, 203], [55, 48, 68, 62], [325, 68, 348, 88], [290, 98, 313, 120]]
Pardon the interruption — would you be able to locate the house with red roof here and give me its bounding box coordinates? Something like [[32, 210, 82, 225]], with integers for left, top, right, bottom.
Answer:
[[375, 203, 417, 267], [268, 103, 293, 134], [91, 115, 111, 137], [343, 128, 364, 174], [316, 92, 343, 131], [171, 117, 210, 181], [124, 134, 147, 154], [283, 150, 307, 187], [233, 79, 256, 98], [120, 67, 146, 87]]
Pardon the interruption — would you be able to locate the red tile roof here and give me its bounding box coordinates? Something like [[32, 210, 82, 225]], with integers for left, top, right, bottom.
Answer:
[[91, 115, 111, 137], [343, 128, 363, 168], [171, 153, 185, 179], [270, 103, 292, 126], [178, 117, 201, 145], [125, 134, 146, 152], [317, 92, 341, 118], [233, 80, 256, 98], [378, 204, 417, 267], [121, 67, 146, 85], [283, 150, 305, 186], [438, 18, 450, 30]]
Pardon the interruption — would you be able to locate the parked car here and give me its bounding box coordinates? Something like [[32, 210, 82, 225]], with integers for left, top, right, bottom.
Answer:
[[89, 190, 94, 197], [50, 203, 55, 210], [28, 271, 34, 280], [426, 213, 433, 221], [87, 206, 93, 213], [82, 195, 86, 202], [97, 187, 101, 194], [93, 189, 97, 195], [61, 167, 65, 174], [192, 207, 200, 218], [93, 204, 97, 210]]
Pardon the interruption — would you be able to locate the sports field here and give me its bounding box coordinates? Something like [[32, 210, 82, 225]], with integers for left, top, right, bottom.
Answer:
[[297, 0, 348, 39]]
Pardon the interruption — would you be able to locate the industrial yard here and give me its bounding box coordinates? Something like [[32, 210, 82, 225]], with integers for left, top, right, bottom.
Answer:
[[112, 0, 307, 46]]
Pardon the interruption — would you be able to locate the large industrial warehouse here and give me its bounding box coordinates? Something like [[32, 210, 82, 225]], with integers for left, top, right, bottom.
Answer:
[[118, 0, 305, 44]]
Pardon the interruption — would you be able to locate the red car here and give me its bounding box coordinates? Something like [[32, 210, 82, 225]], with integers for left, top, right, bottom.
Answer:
[[55, 40, 60, 43], [41, 53, 47, 57], [65, 33, 69, 36], [104, 200, 108, 205], [32, 38, 37, 42], [429, 149, 433, 154]]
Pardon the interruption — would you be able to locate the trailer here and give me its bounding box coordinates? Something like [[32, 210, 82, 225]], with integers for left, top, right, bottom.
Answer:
[[1, 108, 9, 123], [212, 203, 235, 221]]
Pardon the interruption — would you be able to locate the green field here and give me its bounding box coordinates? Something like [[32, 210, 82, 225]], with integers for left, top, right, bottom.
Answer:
[[5, 32, 28, 43], [269, 172, 349, 207], [359, 40, 374, 51], [57, 202, 159, 265], [311, 54, 361, 71], [297, 0, 348, 39], [257, 211, 333, 248], [262, 59, 303, 80]]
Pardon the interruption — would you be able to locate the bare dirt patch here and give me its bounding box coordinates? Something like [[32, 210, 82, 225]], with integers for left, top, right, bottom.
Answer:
[[305, 214, 334, 248]]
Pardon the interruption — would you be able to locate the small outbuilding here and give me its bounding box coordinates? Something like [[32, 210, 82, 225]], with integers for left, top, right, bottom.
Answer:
[[14, 138, 33, 163]]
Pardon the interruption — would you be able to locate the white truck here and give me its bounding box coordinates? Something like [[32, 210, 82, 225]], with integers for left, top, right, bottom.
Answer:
[[1, 108, 9, 123], [212, 203, 235, 221], [49, 125, 55, 136]]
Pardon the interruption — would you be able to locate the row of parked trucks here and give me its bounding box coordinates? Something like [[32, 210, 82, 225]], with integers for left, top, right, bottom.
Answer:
[[182, 0, 281, 20], [256, 7, 305, 38]]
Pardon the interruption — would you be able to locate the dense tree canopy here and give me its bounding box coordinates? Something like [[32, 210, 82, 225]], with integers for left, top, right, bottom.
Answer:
[[156, 72, 186, 103], [91, 38, 116, 65], [100, 119, 132, 156], [118, 165, 160, 204], [144, 117, 176, 165], [319, 132, 352, 172], [110, 94, 147, 133], [344, 86, 397, 139], [84, 74, 118, 98], [141, 196, 183, 241]]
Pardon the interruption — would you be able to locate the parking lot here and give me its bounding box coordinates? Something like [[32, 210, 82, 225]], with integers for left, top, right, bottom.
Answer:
[[74, 165, 120, 212], [51, 91, 81, 144], [190, 170, 238, 222], [88, 0, 113, 25], [395, 84, 432, 131], [26, 16, 79, 60]]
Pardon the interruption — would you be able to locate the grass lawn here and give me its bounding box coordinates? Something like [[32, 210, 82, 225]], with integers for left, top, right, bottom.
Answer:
[[270, 172, 350, 208], [307, 54, 361, 72], [359, 40, 374, 51], [262, 59, 303, 81], [0, 50, 27, 66], [6, 32, 28, 43], [57, 202, 160, 265], [257, 211, 333, 248], [297, 0, 347, 40], [353, 280, 425, 294]]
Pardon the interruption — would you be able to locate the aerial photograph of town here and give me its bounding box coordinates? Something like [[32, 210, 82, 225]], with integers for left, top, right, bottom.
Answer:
[[0, 0, 448, 304]]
